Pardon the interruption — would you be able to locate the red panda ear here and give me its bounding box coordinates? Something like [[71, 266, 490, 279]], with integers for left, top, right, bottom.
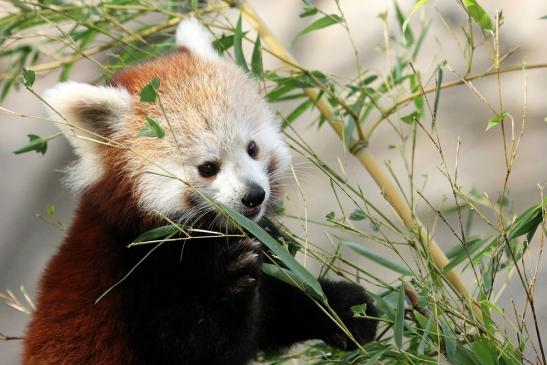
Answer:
[[43, 81, 132, 152], [175, 17, 220, 60]]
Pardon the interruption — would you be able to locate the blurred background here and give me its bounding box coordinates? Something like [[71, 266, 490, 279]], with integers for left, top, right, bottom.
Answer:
[[1, 1, 546, 363]]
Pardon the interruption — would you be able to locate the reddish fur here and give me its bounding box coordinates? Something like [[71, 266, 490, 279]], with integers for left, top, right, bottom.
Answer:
[[110, 49, 193, 95], [23, 199, 140, 364], [23, 164, 152, 364]]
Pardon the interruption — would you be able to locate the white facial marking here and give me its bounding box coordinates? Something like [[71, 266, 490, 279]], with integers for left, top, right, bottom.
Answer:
[[137, 161, 191, 217]]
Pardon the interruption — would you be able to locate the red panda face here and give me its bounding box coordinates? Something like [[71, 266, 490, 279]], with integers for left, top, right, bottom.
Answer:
[[43, 18, 289, 228]]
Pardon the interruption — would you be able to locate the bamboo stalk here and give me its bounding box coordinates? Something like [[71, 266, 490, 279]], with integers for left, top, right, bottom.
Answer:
[[238, 2, 478, 313]]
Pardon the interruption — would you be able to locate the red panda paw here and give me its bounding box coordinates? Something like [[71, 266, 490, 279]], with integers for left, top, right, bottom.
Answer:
[[219, 238, 263, 297]]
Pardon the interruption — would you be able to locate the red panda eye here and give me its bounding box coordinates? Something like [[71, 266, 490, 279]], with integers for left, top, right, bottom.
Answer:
[[247, 141, 258, 158], [197, 162, 219, 177]]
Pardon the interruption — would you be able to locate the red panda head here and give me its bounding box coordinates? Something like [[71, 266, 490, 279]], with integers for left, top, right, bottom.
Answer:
[[44, 18, 290, 228]]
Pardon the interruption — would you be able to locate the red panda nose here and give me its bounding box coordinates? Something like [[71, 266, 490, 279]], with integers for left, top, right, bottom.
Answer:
[[241, 183, 266, 208]]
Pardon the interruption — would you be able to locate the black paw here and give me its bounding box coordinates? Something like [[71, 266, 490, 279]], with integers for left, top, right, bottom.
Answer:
[[320, 281, 378, 350], [220, 238, 263, 297]]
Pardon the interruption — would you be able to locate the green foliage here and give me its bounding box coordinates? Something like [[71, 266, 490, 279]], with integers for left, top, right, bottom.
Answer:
[[140, 77, 161, 103], [220, 203, 325, 302], [22, 68, 35, 87], [462, 0, 493, 31], [292, 14, 342, 45], [233, 15, 249, 73], [13, 134, 48, 155], [2, 0, 546, 363], [485, 112, 510, 131], [136, 117, 165, 139]]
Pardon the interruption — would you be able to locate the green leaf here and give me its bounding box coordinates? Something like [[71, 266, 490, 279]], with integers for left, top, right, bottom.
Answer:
[[463, 0, 493, 31], [213, 34, 234, 54], [469, 338, 499, 365], [394, 2, 411, 46], [443, 237, 489, 272], [508, 198, 545, 242], [233, 15, 249, 73], [394, 284, 405, 349], [417, 313, 433, 355], [299, 7, 318, 18], [47, 203, 55, 217], [540, 15, 547, 20], [349, 208, 367, 221], [293, 14, 342, 45], [13, 134, 47, 155], [454, 344, 481, 365], [283, 99, 313, 128], [362, 74, 378, 85], [410, 74, 424, 115], [401, 111, 420, 124], [220, 204, 325, 302], [486, 112, 510, 131], [136, 117, 165, 138], [441, 321, 458, 362], [400, 0, 429, 45], [140, 77, 160, 103], [133, 224, 180, 243], [22, 68, 35, 87], [432, 64, 443, 125], [250, 35, 263, 78], [325, 211, 335, 220], [343, 240, 412, 275], [262, 263, 321, 297], [350, 303, 368, 316]]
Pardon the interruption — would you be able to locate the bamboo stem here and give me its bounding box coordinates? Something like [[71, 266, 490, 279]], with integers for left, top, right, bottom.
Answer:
[[238, 2, 478, 313]]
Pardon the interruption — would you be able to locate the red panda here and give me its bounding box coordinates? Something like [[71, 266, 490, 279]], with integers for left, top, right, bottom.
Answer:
[[23, 18, 377, 365]]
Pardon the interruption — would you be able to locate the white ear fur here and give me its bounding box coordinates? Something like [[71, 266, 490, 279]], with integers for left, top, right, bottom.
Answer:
[[176, 17, 219, 60], [43, 81, 132, 191], [44, 81, 132, 147]]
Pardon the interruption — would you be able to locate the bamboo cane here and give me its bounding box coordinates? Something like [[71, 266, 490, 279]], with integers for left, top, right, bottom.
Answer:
[[238, 2, 479, 315]]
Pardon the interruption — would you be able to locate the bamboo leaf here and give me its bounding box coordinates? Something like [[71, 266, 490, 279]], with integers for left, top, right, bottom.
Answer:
[[401, 0, 429, 45], [250, 35, 263, 78], [343, 240, 412, 275], [443, 237, 489, 272], [233, 15, 249, 73], [299, 7, 318, 18], [22, 68, 35, 87], [293, 14, 342, 45], [136, 117, 165, 139], [262, 263, 321, 298], [418, 314, 433, 355], [401, 111, 419, 124], [133, 225, 180, 243], [463, 0, 493, 31], [432, 64, 443, 126], [213, 34, 234, 54], [283, 99, 313, 128], [349, 208, 367, 221], [394, 284, 405, 349], [508, 198, 545, 242], [486, 112, 510, 131], [221, 204, 325, 302], [140, 77, 160, 103], [13, 134, 47, 155]]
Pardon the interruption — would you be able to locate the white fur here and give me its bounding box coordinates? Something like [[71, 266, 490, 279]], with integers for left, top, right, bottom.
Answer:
[[43, 81, 132, 191], [137, 161, 191, 218], [176, 17, 219, 60]]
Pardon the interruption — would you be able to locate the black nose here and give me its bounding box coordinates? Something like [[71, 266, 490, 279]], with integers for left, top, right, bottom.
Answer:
[[241, 183, 265, 208]]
